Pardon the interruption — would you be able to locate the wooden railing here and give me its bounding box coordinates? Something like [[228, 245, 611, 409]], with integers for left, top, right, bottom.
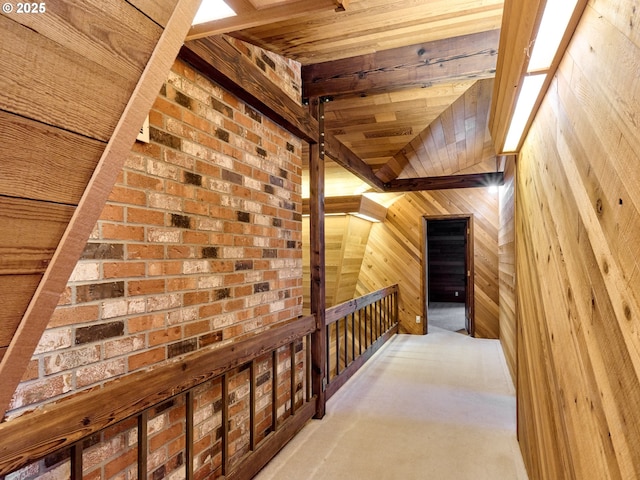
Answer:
[[324, 284, 399, 400], [0, 316, 316, 480], [0, 286, 400, 479]]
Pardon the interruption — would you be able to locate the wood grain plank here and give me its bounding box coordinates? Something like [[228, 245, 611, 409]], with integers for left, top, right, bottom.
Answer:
[[0, 15, 135, 142], [127, 0, 179, 27], [0, 275, 42, 348], [187, 0, 337, 39], [499, 155, 516, 383], [6, 0, 162, 77], [0, 197, 75, 275], [0, 111, 103, 205], [303, 30, 500, 98]]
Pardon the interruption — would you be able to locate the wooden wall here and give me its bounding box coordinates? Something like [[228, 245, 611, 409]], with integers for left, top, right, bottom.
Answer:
[[356, 187, 499, 337], [303, 215, 372, 311], [499, 156, 516, 382], [515, 2, 640, 478], [0, 1, 196, 419]]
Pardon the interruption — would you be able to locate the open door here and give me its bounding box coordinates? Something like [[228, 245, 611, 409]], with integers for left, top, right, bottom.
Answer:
[[423, 215, 474, 336]]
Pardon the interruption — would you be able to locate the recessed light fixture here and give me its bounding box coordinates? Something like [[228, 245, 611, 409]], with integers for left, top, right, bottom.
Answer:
[[192, 0, 236, 25], [500, 0, 585, 153], [527, 0, 580, 72], [503, 74, 546, 152]]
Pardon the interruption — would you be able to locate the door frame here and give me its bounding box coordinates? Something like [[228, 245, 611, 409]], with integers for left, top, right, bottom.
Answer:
[[421, 214, 475, 336]]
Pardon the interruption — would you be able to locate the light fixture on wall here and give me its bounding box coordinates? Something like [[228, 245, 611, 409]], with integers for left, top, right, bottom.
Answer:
[[192, 0, 237, 25], [302, 195, 387, 223], [497, 0, 587, 153]]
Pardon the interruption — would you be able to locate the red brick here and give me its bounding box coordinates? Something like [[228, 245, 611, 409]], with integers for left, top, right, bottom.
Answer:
[[129, 279, 166, 295], [149, 261, 182, 276], [149, 327, 182, 346], [128, 347, 165, 371], [104, 446, 137, 478], [104, 262, 146, 279], [102, 223, 145, 241], [149, 422, 184, 452], [184, 320, 211, 337], [153, 96, 182, 120], [127, 171, 164, 190], [183, 231, 210, 245], [108, 186, 146, 205], [100, 204, 125, 222], [184, 291, 210, 306], [49, 305, 99, 327], [128, 314, 165, 333], [128, 207, 165, 225], [199, 303, 223, 318], [128, 244, 164, 260]]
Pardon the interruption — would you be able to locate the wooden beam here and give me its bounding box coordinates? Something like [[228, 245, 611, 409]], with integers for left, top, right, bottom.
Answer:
[[309, 106, 326, 417], [384, 172, 504, 192], [0, 0, 201, 422], [186, 0, 338, 40], [325, 133, 385, 191], [0, 315, 315, 475], [180, 36, 318, 143], [302, 29, 500, 99]]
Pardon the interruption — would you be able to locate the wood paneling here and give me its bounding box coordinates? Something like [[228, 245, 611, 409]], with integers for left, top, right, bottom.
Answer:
[[325, 81, 473, 173], [357, 183, 499, 338], [232, 0, 504, 65], [515, 2, 640, 478], [0, 0, 197, 420], [303, 215, 372, 310], [499, 155, 516, 383], [0, 197, 74, 275], [391, 79, 497, 181], [0, 112, 103, 205]]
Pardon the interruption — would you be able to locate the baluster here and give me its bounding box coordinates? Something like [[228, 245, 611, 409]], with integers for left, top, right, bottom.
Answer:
[[336, 319, 341, 376], [250, 361, 256, 450], [186, 390, 194, 480], [272, 350, 278, 433], [344, 315, 349, 368], [70, 442, 83, 480], [358, 308, 363, 356], [306, 334, 312, 401], [351, 312, 356, 365], [222, 373, 229, 476], [290, 342, 297, 415], [138, 410, 148, 480]]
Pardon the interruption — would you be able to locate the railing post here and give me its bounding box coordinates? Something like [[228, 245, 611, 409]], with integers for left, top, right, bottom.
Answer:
[[309, 98, 327, 419]]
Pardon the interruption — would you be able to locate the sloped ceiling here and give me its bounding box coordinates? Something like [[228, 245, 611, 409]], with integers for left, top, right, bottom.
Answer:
[[191, 0, 505, 191]]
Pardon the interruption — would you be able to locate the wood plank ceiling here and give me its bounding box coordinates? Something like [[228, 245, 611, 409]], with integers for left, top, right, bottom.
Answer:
[[189, 0, 505, 191]]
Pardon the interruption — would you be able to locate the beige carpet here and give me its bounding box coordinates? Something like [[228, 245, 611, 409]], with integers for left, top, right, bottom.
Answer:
[[255, 328, 528, 480]]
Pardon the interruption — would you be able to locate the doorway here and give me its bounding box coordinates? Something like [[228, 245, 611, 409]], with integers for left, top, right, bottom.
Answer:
[[422, 215, 474, 336]]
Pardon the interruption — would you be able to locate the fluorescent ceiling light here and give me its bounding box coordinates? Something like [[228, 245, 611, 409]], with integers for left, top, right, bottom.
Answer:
[[527, 0, 579, 72], [503, 74, 546, 152], [192, 0, 236, 25], [351, 212, 381, 223]]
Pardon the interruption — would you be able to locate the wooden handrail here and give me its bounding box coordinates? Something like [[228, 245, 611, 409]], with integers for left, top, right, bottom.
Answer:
[[324, 285, 399, 401], [326, 284, 398, 324], [0, 315, 315, 476]]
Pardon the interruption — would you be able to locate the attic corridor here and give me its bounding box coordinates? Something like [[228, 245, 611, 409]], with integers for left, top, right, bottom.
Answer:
[[256, 329, 527, 479]]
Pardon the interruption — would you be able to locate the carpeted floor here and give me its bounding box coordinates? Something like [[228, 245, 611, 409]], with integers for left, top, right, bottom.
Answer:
[[255, 330, 528, 480], [428, 301, 467, 334]]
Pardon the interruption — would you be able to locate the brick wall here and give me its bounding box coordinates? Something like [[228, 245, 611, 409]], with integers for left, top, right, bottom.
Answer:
[[8, 54, 303, 419]]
